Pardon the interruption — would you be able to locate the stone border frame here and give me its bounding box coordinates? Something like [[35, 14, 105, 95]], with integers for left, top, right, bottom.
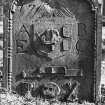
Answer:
[[2, 0, 102, 103]]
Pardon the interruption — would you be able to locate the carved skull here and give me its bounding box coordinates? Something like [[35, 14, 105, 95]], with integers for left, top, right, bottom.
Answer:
[[42, 82, 60, 98]]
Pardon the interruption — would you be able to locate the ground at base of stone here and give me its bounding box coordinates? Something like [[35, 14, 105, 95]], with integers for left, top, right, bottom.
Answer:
[[0, 92, 95, 105]]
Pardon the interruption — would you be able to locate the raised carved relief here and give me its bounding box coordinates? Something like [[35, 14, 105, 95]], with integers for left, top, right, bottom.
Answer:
[[3, 0, 98, 102]]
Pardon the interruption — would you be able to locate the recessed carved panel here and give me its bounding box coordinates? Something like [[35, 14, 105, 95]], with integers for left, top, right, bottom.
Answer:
[[7, 0, 98, 102]]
